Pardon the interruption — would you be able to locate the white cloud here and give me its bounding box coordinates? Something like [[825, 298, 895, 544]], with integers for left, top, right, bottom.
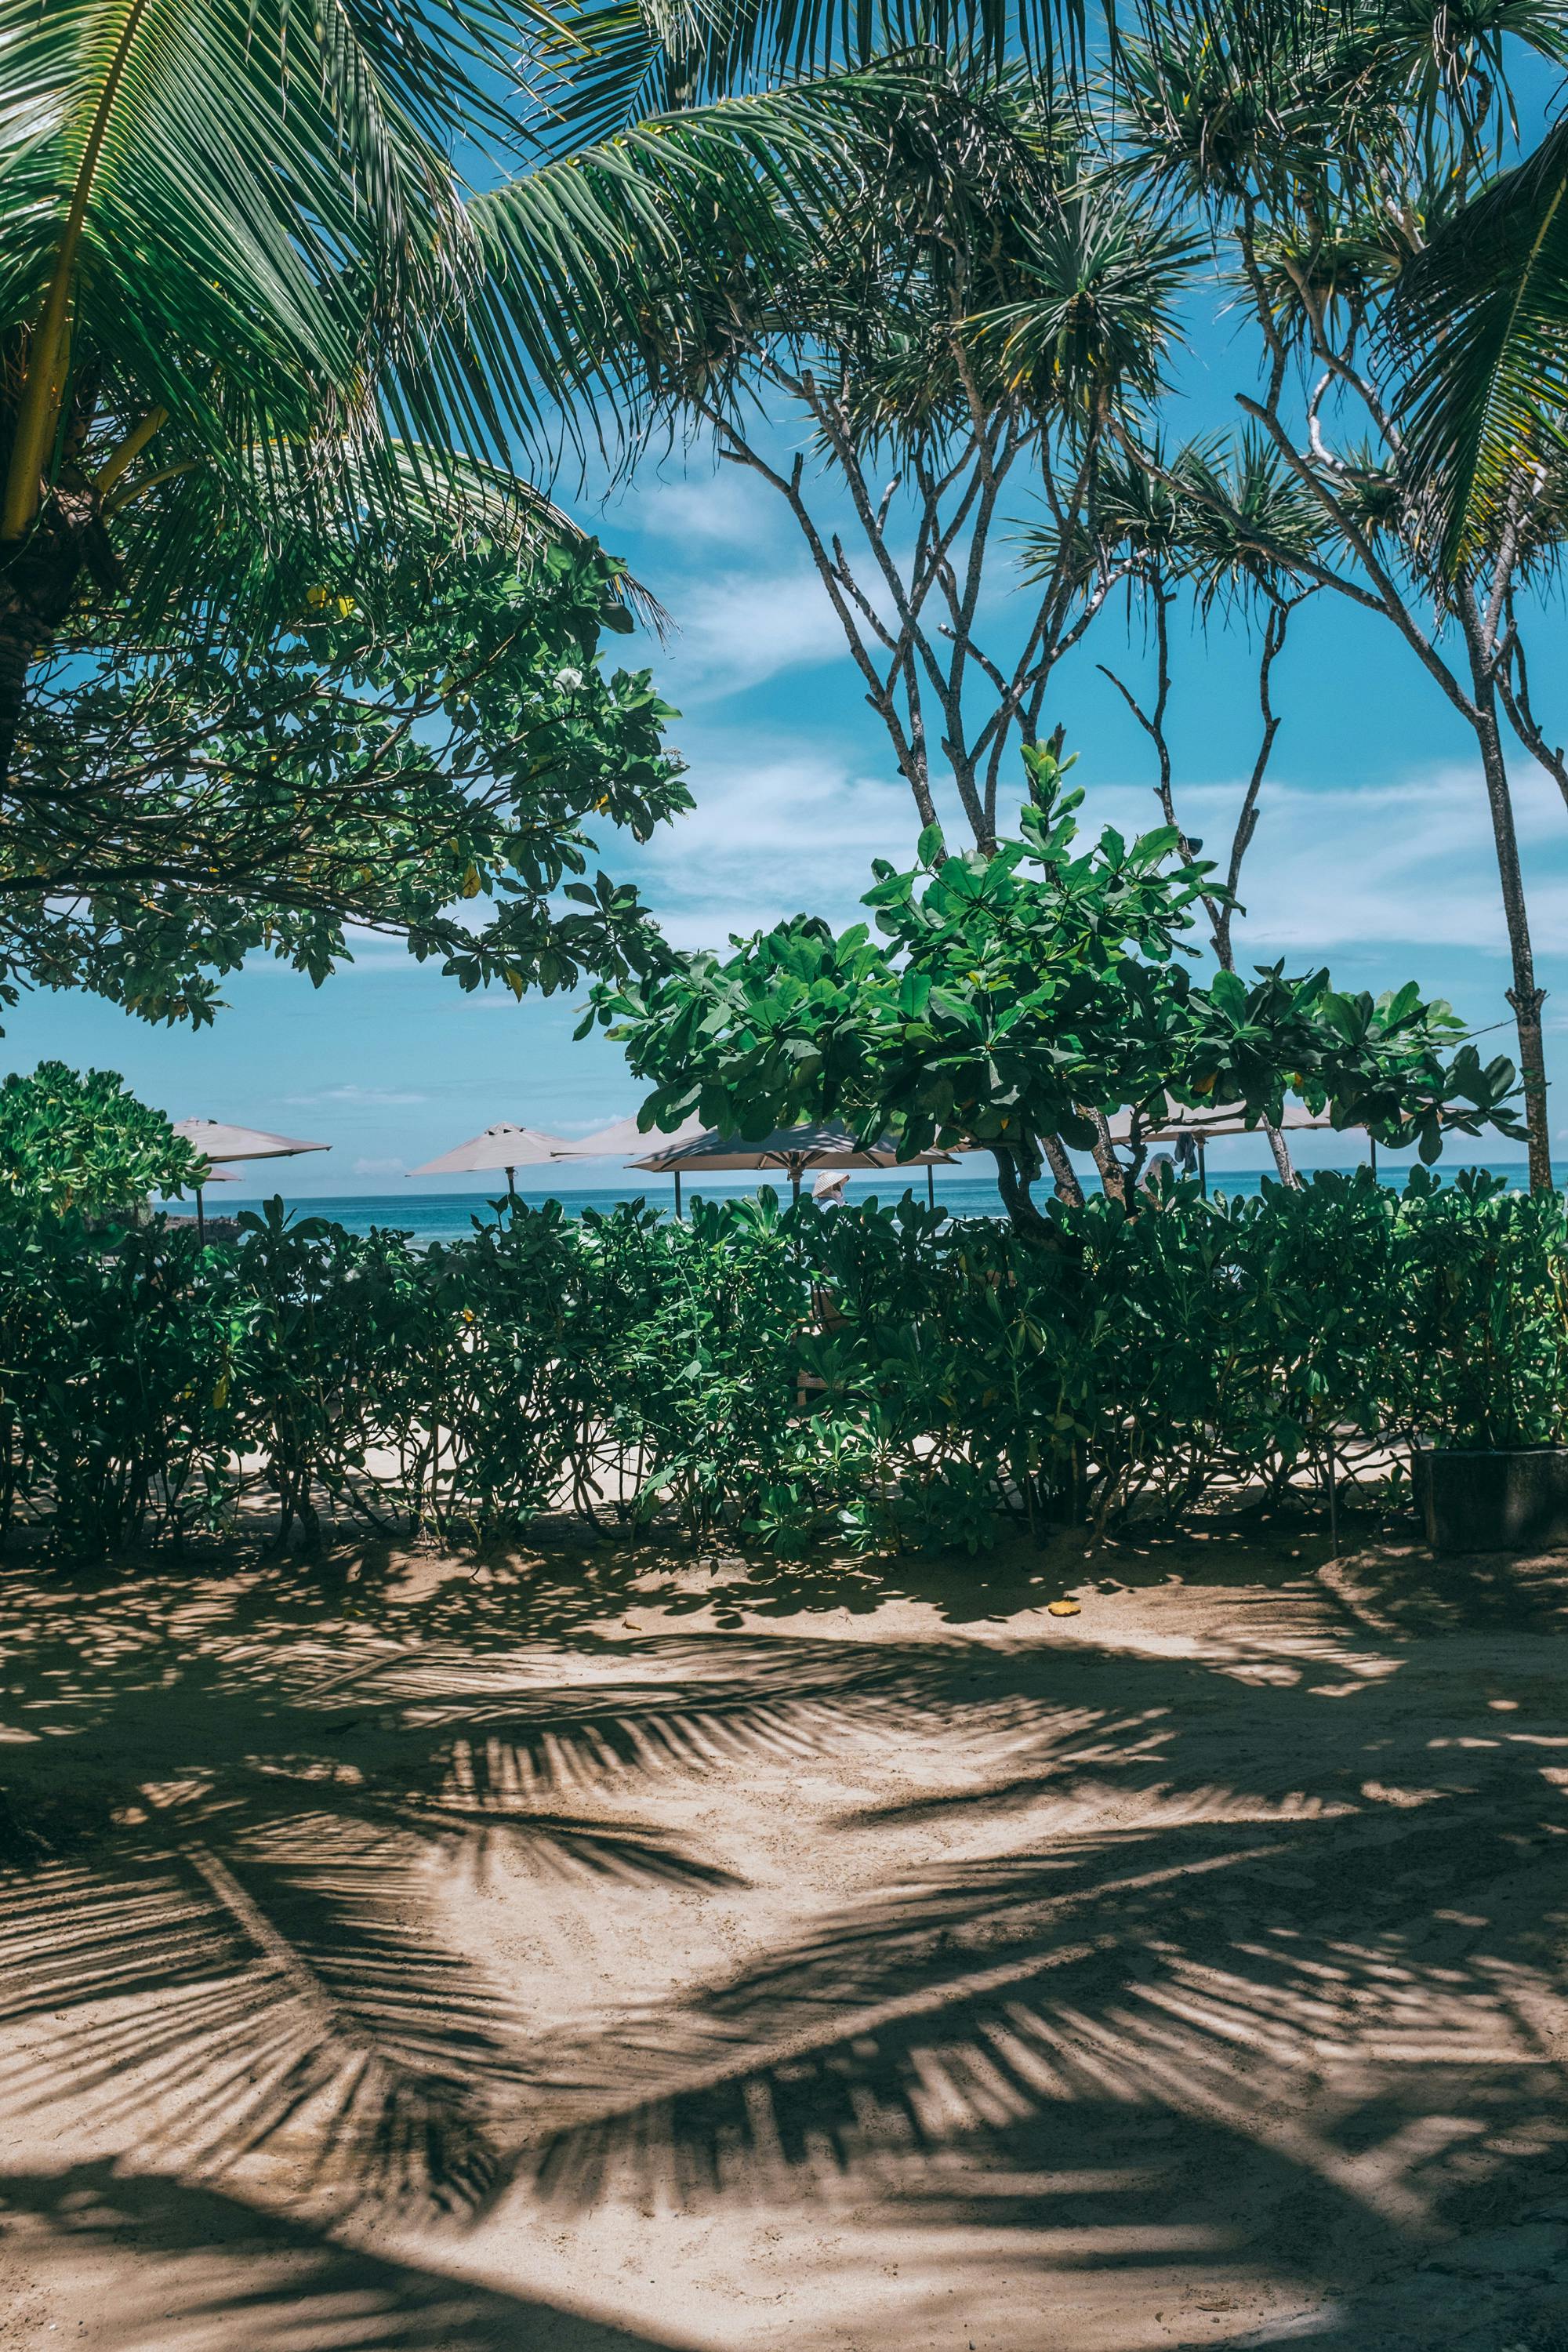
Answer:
[[659, 566, 859, 702], [625, 744, 1568, 965], [638, 749, 917, 944], [619, 468, 791, 554], [1065, 761, 1568, 957], [352, 1156, 406, 1177]]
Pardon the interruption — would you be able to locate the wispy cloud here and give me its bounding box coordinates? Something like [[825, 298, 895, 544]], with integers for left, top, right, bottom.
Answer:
[[1087, 761, 1568, 957], [638, 746, 917, 945], [351, 1156, 406, 1177], [629, 746, 1568, 964], [658, 567, 856, 702]]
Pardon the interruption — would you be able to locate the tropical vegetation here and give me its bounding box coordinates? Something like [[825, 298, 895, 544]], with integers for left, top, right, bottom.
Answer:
[[2, 1173, 1563, 1562], [597, 745, 1525, 1227], [0, 1057, 201, 1221], [8, 522, 685, 1022]]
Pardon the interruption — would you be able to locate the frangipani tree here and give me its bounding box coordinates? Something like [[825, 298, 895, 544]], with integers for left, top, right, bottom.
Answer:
[[8, 518, 687, 1025], [595, 744, 1523, 1230]]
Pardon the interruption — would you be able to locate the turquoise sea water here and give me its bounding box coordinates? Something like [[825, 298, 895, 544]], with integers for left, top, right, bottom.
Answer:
[[201, 1163, 1543, 1247]]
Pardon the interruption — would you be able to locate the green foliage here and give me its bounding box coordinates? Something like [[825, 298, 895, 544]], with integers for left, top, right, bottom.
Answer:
[[8, 532, 687, 1022], [0, 1060, 202, 1225], [2, 1177, 1564, 1563], [1396, 1167, 1568, 1450], [593, 747, 1524, 1210]]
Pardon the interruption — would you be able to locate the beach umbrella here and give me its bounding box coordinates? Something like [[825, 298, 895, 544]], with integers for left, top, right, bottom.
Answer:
[[1105, 1100, 1367, 1195], [550, 1109, 709, 1159], [627, 1122, 956, 1217], [407, 1122, 576, 1200], [171, 1117, 328, 1240]]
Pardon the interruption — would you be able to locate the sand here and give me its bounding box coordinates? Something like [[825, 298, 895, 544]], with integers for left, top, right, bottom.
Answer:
[[1, 1519, 1566, 2352]]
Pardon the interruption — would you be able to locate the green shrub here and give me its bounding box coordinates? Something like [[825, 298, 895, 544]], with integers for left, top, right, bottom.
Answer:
[[0, 1061, 204, 1223], [0, 1174, 1561, 1559]]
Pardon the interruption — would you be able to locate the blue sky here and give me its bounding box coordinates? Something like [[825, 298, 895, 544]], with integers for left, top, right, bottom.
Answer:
[[15, 405, 1568, 1191]]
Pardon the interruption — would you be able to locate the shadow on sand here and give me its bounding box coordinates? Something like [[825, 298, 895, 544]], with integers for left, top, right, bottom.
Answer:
[[1, 1527, 1566, 2347]]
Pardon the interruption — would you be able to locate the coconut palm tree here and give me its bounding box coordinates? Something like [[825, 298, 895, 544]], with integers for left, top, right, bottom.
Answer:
[[1392, 111, 1568, 561], [0, 0, 1091, 795]]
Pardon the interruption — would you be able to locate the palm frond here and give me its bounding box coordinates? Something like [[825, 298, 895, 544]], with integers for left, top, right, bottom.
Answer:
[[1390, 115, 1568, 570], [526, 0, 1091, 152]]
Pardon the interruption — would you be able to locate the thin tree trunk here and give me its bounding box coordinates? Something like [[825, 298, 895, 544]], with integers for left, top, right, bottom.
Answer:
[[1083, 1107, 1130, 1207], [1470, 697, 1552, 1191], [0, 485, 105, 787]]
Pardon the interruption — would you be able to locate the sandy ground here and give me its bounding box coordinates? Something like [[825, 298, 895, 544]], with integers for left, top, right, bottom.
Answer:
[[1, 1515, 1566, 2352]]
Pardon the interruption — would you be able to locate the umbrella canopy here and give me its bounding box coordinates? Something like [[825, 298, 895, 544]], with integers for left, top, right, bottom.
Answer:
[[408, 1123, 576, 1178], [1105, 1100, 1350, 1145], [552, 1109, 709, 1158], [172, 1118, 329, 1163], [628, 1122, 956, 1177]]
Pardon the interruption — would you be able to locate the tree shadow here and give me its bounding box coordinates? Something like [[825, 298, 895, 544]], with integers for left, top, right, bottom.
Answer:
[[0, 2162, 683, 2350], [514, 1617, 1568, 2339], [0, 1564, 924, 2217], [3, 1545, 1568, 2345]]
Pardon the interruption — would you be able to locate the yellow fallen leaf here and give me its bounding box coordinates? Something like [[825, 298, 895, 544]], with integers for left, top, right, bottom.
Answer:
[[1047, 1599, 1081, 1617]]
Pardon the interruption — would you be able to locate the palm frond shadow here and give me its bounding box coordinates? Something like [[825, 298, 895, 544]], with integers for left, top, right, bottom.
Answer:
[[0, 1584, 931, 2220], [0, 2162, 675, 2352], [524, 1637, 1568, 2313]]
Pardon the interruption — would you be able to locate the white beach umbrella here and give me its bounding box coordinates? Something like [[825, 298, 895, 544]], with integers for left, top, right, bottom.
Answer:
[[170, 1117, 328, 1239], [408, 1122, 576, 1200], [1104, 1099, 1368, 1192], [628, 1122, 956, 1216], [550, 1109, 709, 1158]]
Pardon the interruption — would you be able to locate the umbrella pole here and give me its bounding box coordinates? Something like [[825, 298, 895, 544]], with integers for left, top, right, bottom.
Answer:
[[1368, 1134, 1377, 1181], [927, 1164, 935, 1210], [196, 1186, 205, 1244], [674, 1171, 682, 1221], [1198, 1141, 1208, 1200], [791, 1167, 802, 1204], [506, 1165, 516, 1203]]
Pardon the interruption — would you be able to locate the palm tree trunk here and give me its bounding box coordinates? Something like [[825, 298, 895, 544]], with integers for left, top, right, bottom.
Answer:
[[0, 488, 103, 786]]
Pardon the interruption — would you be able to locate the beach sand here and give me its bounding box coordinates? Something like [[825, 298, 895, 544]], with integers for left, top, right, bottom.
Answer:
[[1, 1519, 1566, 2351]]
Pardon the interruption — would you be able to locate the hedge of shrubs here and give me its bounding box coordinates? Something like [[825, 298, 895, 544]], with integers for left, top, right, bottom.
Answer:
[[2, 1171, 1564, 1559]]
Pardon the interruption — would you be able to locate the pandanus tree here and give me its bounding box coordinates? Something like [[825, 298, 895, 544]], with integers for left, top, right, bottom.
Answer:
[[1042, 0, 1568, 1191], [586, 45, 1196, 851]]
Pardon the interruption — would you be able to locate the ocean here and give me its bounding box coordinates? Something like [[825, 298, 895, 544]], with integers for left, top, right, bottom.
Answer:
[[201, 1163, 1542, 1247]]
